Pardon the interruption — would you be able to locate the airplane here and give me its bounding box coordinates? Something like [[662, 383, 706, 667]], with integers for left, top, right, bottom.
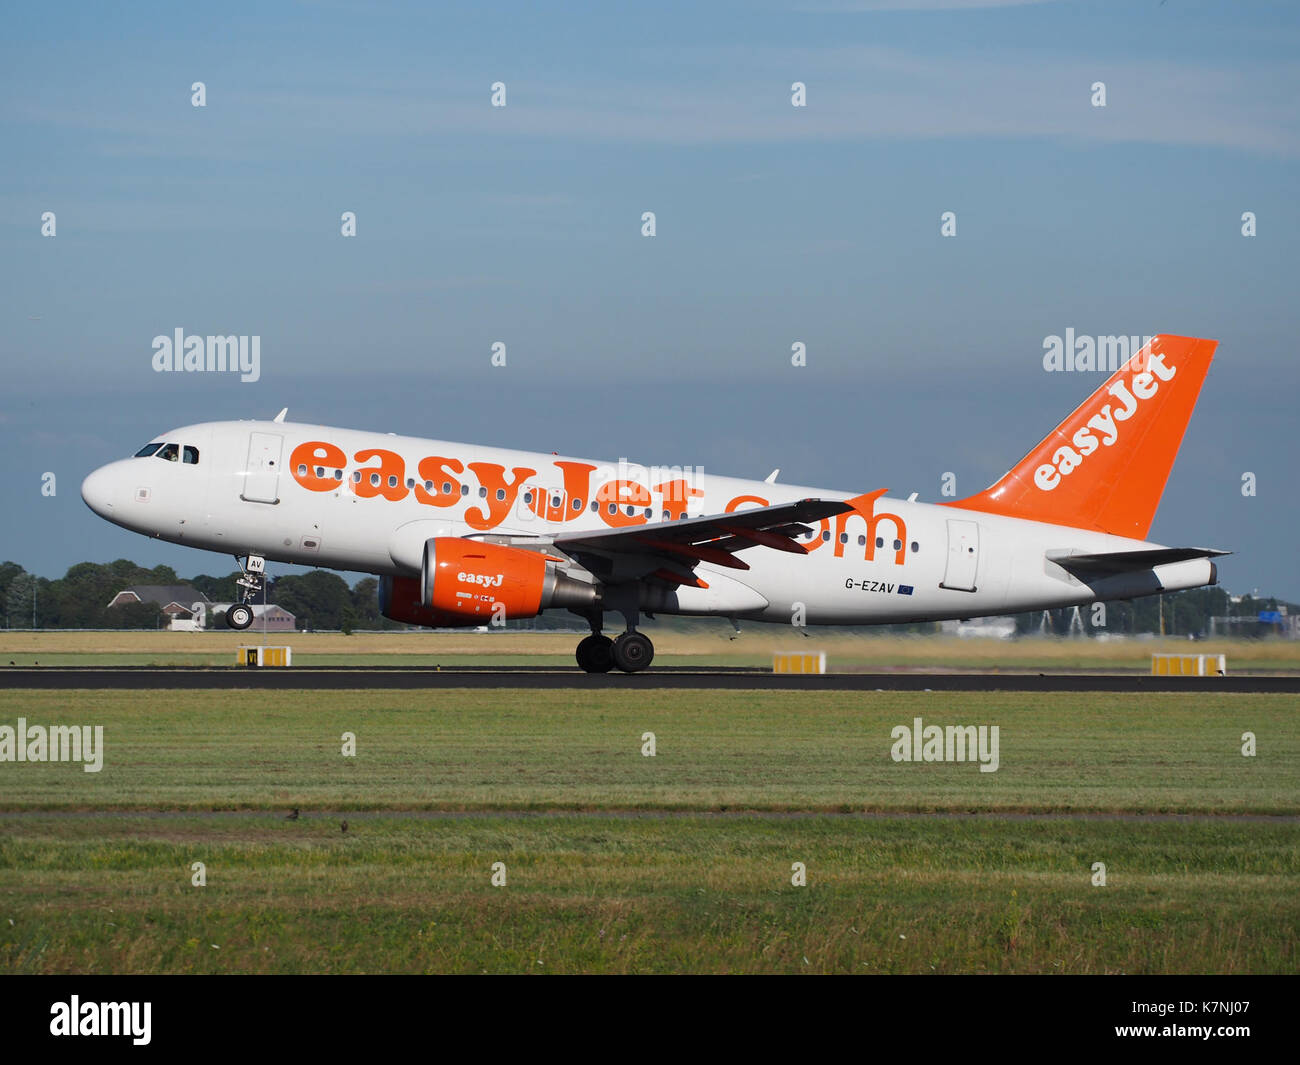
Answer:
[[80, 334, 1226, 673]]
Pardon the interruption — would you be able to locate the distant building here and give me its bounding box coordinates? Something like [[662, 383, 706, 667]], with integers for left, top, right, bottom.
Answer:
[[108, 585, 296, 631], [108, 585, 211, 630], [108, 584, 209, 614], [211, 603, 297, 632], [1209, 607, 1299, 639]]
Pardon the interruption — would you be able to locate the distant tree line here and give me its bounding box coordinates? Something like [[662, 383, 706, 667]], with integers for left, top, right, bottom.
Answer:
[[0, 560, 389, 631], [0, 559, 1293, 635], [1009, 586, 1293, 639]]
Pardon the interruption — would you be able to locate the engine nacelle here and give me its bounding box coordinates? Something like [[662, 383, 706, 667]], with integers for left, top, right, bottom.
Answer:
[[380, 539, 596, 628]]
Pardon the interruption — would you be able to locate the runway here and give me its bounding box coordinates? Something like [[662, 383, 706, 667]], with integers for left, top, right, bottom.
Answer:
[[1, 665, 1297, 691]]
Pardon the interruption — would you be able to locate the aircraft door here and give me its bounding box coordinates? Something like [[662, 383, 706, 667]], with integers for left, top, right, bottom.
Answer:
[[241, 432, 283, 504], [940, 519, 979, 592]]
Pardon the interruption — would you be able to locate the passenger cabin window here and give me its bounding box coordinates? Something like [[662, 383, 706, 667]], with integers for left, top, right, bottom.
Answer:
[[156, 443, 180, 462], [134, 443, 163, 458], [183, 446, 199, 465]]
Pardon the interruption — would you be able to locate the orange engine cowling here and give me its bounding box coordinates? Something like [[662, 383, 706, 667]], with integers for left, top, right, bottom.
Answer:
[[425, 538, 547, 622], [379, 539, 597, 628]]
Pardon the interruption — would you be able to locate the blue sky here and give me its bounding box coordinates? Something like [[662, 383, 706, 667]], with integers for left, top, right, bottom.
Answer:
[[2, 0, 1298, 599]]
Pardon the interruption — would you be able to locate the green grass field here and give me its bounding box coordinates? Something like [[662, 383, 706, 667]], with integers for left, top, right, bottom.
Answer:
[[3, 813, 1295, 974], [0, 689, 1295, 813], [0, 688, 1296, 973]]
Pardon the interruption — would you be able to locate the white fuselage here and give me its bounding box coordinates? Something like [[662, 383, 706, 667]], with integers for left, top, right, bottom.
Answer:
[[80, 419, 1214, 625]]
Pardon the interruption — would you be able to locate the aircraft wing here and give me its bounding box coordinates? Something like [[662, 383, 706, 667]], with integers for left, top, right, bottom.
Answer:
[[549, 498, 853, 583], [1046, 547, 1230, 575]]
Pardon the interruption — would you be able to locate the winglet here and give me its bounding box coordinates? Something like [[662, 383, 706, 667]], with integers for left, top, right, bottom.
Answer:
[[947, 335, 1216, 539], [273, 408, 288, 423]]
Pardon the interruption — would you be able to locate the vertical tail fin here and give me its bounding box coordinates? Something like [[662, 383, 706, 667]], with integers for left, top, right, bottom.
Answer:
[[949, 335, 1217, 539]]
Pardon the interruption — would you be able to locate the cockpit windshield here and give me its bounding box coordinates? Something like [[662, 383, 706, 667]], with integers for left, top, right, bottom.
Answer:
[[133, 441, 198, 463]]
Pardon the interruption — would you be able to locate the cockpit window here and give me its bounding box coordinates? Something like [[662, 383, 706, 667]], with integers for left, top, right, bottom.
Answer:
[[134, 443, 163, 458], [156, 443, 180, 462], [183, 446, 199, 465]]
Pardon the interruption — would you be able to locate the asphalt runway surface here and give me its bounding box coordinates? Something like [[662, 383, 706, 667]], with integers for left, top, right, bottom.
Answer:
[[1, 666, 1297, 691]]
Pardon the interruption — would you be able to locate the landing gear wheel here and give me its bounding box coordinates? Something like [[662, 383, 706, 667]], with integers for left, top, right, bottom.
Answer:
[[576, 634, 614, 673], [611, 631, 654, 673], [226, 603, 254, 630]]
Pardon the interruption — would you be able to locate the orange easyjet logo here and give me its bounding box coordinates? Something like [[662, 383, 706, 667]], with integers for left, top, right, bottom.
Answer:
[[1033, 350, 1176, 492], [288, 443, 704, 532], [289, 442, 907, 564]]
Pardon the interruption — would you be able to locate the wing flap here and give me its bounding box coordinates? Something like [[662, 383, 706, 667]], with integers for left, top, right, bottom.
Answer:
[[550, 498, 852, 581], [553, 498, 850, 553]]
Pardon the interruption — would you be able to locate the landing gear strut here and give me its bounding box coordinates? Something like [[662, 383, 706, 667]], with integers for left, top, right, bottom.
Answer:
[[225, 554, 266, 631]]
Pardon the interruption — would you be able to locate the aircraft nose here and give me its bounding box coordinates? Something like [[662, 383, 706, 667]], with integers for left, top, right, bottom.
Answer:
[[81, 464, 118, 517]]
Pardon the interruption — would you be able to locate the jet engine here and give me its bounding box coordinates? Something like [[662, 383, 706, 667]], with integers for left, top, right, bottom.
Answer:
[[379, 538, 596, 627]]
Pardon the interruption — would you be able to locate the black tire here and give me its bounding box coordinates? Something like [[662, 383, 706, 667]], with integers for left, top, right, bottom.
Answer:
[[575, 634, 614, 673], [611, 631, 654, 673], [226, 604, 254, 631]]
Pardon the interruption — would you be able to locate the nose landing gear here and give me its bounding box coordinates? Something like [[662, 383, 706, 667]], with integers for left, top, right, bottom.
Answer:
[[226, 603, 255, 631], [224, 554, 266, 631]]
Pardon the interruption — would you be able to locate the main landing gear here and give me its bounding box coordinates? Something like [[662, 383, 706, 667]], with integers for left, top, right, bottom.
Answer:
[[575, 630, 655, 673], [574, 602, 655, 674], [225, 554, 266, 631], [575, 633, 614, 673]]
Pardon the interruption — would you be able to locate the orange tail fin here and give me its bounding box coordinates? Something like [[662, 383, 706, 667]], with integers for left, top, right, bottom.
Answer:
[[949, 335, 1217, 539]]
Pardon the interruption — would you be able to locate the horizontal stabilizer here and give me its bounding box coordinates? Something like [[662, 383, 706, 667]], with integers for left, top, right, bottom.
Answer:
[[1046, 547, 1229, 575]]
